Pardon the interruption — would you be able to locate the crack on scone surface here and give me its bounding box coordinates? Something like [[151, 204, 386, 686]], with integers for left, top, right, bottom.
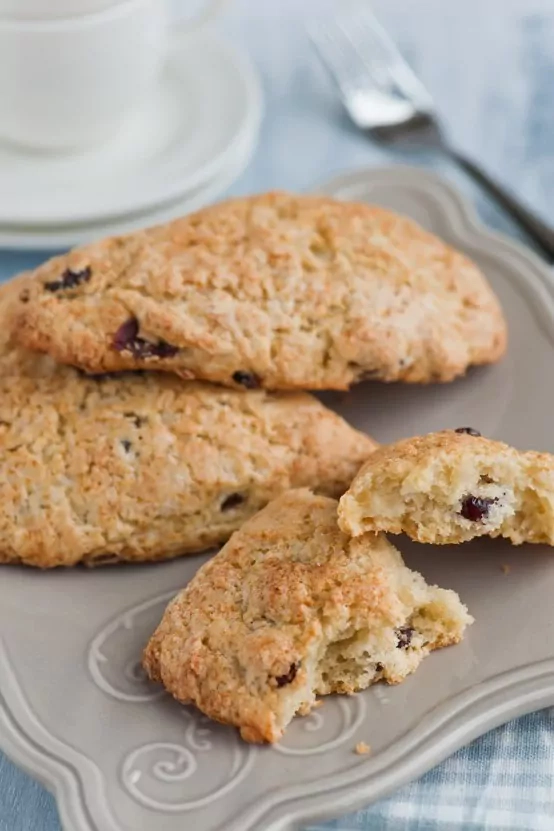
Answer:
[[221, 493, 246, 511]]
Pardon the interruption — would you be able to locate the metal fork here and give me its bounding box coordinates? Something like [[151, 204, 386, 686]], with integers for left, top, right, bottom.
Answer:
[[308, 6, 554, 263]]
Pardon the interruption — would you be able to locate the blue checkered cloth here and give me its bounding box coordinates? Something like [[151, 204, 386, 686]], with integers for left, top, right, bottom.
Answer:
[[310, 711, 554, 831], [1, 709, 552, 831]]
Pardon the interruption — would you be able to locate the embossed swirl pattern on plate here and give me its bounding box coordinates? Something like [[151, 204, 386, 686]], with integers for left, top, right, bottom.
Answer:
[[121, 710, 256, 812], [90, 589, 369, 757], [88, 591, 177, 702], [273, 695, 367, 756]]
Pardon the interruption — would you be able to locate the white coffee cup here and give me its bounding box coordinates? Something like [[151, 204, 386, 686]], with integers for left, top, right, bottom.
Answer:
[[0, 0, 226, 152]]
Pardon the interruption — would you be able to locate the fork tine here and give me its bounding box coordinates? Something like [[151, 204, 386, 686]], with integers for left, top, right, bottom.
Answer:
[[307, 20, 379, 96], [309, 6, 433, 116], [308, 17, 417, 129], [350, 6, 434, 110], [335, 17, 399, 92]]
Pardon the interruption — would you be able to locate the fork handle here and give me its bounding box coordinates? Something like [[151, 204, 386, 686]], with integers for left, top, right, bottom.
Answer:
[[444, 148, 554, 263]]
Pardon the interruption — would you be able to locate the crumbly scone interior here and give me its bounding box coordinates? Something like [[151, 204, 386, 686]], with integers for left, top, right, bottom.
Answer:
[[247, 573, 469, 739], [310, 573, 470, 698], [339, 448, 554, 545]]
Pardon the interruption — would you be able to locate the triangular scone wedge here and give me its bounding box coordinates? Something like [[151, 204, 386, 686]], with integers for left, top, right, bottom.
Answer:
[[143, 489, 472, 743], [16, 192, 506, 389], [338, 429, 554, 545], [0, 380, 377, 567]]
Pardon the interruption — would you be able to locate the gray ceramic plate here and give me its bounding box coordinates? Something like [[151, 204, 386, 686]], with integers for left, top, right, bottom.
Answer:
[[2, 166, 554, 831]]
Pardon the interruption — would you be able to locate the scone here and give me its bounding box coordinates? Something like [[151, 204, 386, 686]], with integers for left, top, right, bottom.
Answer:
[[0, 277, 377, 567], [338, 428, 554, 545], [0, 377, 377, 567], [143, 489, 473, 743], [16, 192, 506, 389]]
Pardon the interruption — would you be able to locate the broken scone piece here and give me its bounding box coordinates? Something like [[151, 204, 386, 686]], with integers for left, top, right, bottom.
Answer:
[[338, 429, 554, 545], [143, 489, 472, 743]]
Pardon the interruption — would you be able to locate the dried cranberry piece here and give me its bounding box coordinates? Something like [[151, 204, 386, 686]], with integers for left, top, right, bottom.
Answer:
[[460, 494, 496, 522], [275, 663, 298, 687], [112, 317, 178, 359], [455, 427, 481, 437], [113, 317, 139, 350], [232, 370, 260, 389], [221, 493, 245, 511], [44, 266, 91, 293], [396, 627, 414, 649], [375, 662, 384, 672]]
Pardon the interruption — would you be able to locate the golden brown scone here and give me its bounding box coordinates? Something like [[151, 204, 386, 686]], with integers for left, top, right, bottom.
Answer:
[[0, 377, 377, 567], [143, 490, 473, 743], [16, 192, 506, 389], [338, 428, 554, 545], [0, 276, 377, 567]]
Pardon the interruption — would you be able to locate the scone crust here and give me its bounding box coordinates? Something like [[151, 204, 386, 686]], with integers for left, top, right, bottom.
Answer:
[[144, 489, 472, 742], [16, 192, 506, 389], [0, 279, 377, 567], [345, 430, 520, 477]]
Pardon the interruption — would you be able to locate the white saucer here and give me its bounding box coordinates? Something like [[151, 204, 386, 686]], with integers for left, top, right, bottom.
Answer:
[[0, 32, 262, 227], [0, 122, 257, 250]]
